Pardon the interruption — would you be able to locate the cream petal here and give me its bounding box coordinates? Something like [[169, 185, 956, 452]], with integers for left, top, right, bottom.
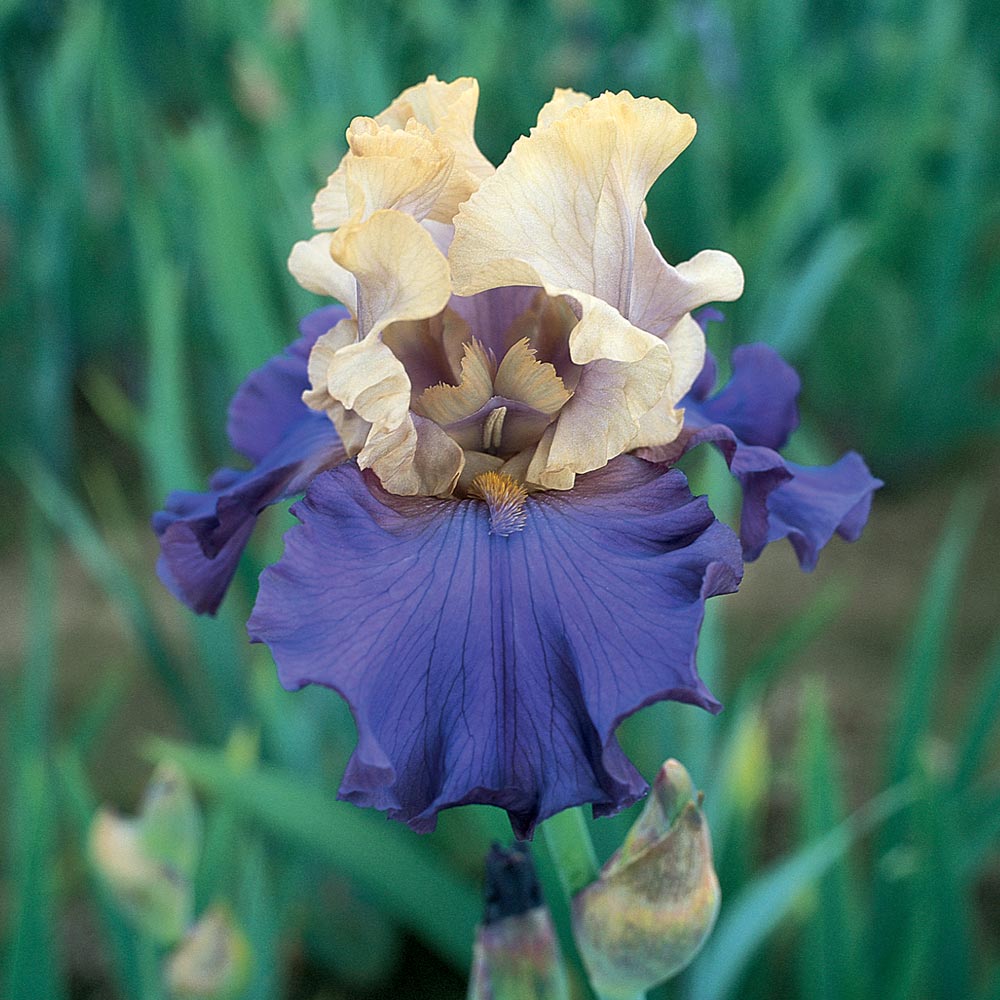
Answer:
[[323, 335, 412, 433], [314, 119, 455, 229], [302, 320, 373, 456], [303, 319, 359, 414], [414, 340, 496, 425], [357, 412, 464, 497], [422, 219, 455, 257], [493, 338, 571, 415], [314, 77, 491, 230], [448, 91, 726, 481], [555, 289, 664, 365], [287, 233, 357, 308], [311, 171, 350, 231], [627, 229, 744, 337], [346, 119, 455, 221], [524, 425, 576, 491], [330, 404, 372, 457], [625, 317, 710, 452], [380, 75, 494, 182], [329, 210, 451, 338], [630, 397, 685, 451], [535, 87, 591, 129], [662, 313, 707, 402], [538, 347, 671, 486], [450, 90, 696, 314]]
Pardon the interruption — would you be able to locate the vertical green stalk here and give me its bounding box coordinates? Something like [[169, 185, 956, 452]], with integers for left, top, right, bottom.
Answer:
[[542, 809, 644, 1000], [542, 808, 600, 898]]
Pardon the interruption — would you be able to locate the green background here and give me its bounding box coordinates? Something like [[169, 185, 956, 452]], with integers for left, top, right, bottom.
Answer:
[[2, 0, 998, 997]]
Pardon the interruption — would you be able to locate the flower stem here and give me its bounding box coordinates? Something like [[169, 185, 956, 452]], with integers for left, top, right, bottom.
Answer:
[[542, 808, 645, 1000], [542, 806, 600, 897]]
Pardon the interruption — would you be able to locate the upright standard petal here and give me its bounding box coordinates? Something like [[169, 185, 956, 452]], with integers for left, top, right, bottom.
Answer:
[[312, 75, 492, 230], [450, 91, 740, 485], [287, 233, 357, 308], [305, 209, 463, 495], [248, 458, 742, 837]]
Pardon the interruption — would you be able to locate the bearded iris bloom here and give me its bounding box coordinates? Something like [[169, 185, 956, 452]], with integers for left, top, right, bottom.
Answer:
[[154, 77, 879, 838]]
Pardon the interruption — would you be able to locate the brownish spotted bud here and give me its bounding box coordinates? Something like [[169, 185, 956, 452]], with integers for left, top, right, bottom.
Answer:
[[467, 844, 569, 1000], [571, 760, 719, 997]]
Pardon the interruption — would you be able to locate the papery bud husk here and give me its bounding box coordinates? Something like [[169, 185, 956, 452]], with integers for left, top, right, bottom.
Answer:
[[572, 760, 719, 997], [165, 905, 252, 1000]]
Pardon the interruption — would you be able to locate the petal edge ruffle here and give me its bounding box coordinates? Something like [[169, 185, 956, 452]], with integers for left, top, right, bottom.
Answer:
[[248, 457, 741, 837]]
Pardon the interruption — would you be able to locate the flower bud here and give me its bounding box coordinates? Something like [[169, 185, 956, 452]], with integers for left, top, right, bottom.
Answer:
[[165, 905, 252, 1000], [88, 763, 202, 946], [467, 844, 569, 1000], [572, 760, 719, 997]]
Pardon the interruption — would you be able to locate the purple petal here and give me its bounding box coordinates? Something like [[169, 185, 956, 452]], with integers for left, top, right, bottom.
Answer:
[[639, 342, 881, 568], [688, 349, 718, 402], [690, 343, 800, 450], [227, 305, 348, 461], [449, 286, 540, 356], [154, 412, 344, 615], [759, 452, 880, 570], [248, 457, 742, 838]]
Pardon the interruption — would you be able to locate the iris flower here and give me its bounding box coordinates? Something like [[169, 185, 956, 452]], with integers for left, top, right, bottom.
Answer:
[[154, 77, 879, 838]]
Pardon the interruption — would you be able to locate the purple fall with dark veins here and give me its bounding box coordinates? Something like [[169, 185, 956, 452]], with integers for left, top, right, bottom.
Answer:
[[248, 457, 742, 838], [152, 295, 881, 837]]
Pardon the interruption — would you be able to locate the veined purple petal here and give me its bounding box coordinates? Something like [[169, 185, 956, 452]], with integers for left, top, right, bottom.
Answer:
[[248, 457, 742, 838], [155, 415, 344, 614], [449, 286, 540, 356], [642, 341, 881, 569], [227, 305, 348, 461]]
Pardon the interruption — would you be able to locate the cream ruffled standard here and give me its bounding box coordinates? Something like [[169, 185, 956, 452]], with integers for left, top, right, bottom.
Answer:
[[289, 75, 744, 497]]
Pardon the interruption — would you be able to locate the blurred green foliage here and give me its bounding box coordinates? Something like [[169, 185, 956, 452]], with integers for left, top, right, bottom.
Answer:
[[1, 0, 999, 998]]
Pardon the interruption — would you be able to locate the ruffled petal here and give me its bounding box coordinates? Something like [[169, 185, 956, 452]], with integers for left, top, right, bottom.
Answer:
[[287, 233, 357, 307], [302, 209, 461, 495], [312, 75, 492, 230], [154, 416, 344, 615], [378, 75, 494, 183], [449, 91, 739, 480], [338, 117, 456, 224], [156, 307, 350, 613], [248, 457, 742, 837], [759, 453, 881, 570], [639, 343, 881, 569], [330, 209, 451, 339], [688, 343, 801, 450]]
